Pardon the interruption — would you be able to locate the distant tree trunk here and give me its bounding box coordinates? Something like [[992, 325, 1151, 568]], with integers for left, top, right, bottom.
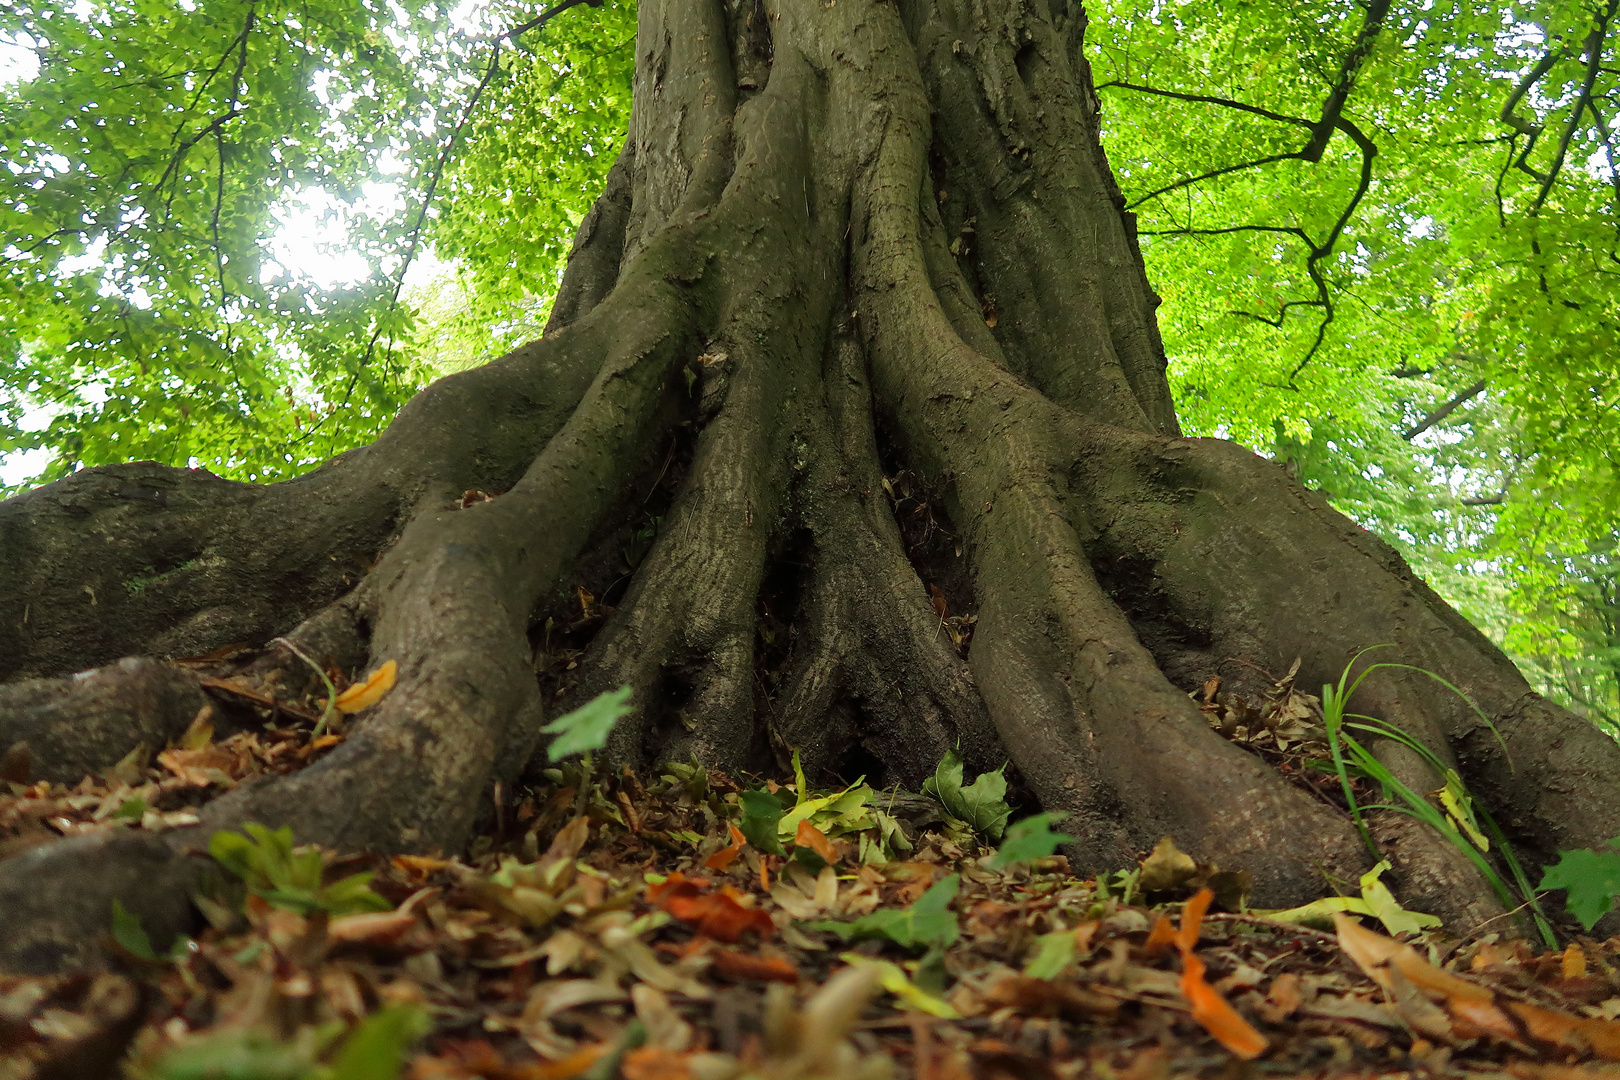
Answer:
[[4, 0, 1618, 971]]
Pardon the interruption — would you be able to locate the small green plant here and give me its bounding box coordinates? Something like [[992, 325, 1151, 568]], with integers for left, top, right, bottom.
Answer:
[[737, 789, 787, 854], [989, 811, 1074, 869], [1320, 646, 1555, 945], [1539, 839, 1620, 930], [209, 823, 392, 917], [542, 684, 634, 761]]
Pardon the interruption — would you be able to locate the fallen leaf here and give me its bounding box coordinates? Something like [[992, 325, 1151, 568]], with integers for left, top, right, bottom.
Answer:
[[711, 949, 800, 983], [1139, 836, 1199, 893], [1177, 888, 1268, 1060], [620, 1047, 692, 1080], [335, 659, 397, 714], [648, 873, 774, 943], [795, 819, 837, 865], [985, 973, 1119, 1020], [703, 825, 746, 872], [1334, 913, 1620, 1060]]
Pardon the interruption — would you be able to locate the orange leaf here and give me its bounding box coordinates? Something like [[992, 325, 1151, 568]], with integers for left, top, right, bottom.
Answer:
[[620, 1047, 693, 1080], [335, 659, 396, 714], [1176, 886, 1267, 1060], [533, 1044, 611, 1079], [1178, 886, 1212, 953], [704, 838, 744, 872], [393, 854, 450, 880], [1180, 951, 1269, 1060], [794, 819, 838, 864], [650, 873, 774, 943], [1144, 914, 1177, 957], [712, 948, 800, 984]]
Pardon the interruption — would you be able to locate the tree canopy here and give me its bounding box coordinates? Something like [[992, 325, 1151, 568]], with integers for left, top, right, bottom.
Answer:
[[1, 0, 1615, 722]]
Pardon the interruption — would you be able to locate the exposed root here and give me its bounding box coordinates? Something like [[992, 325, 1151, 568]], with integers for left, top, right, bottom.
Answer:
[[842, 1, 1366, 904], [1076, 431, 1620, 925], [0, 658, 208, 786], [557, 348, 785, 774], [774, 331, 998, 787]]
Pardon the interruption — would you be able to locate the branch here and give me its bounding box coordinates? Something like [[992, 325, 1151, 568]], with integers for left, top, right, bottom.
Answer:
[[1126, 152, 1301, 211], [1532, 0, 1619, 214], [1300, 0, 1392, 162], [294, 0, 600, 447], [1404, 377, 1487, 440], [1461, 492, 1507, 506], [1094, 81, 1315, 128], [1100, 2, 1389, 381]]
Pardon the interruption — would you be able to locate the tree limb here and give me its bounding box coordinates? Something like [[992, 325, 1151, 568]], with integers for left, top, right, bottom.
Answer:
[[1404, 377, 1487, 440]]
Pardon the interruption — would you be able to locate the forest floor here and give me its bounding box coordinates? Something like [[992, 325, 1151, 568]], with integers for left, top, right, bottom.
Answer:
[[4, 693, 1620, 1080]]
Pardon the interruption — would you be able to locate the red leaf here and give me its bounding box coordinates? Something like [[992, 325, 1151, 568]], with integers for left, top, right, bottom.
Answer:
[[649, 873, 774, 943], [712, 948, 800, 983]]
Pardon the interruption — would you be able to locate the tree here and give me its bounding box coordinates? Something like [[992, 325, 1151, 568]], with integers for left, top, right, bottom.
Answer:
[[4, 0, 1620, 970], [1083, 0, 1620, 720]]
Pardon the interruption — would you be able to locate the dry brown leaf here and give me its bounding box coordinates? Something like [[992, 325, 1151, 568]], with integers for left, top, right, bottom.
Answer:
[[1139, 836, 1198, 893]]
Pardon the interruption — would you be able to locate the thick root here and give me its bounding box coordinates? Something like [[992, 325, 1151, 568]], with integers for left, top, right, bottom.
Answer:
[[0, 658, 208, 785]]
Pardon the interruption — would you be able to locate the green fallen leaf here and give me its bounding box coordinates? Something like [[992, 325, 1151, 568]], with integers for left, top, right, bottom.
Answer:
[[738, 789, 787, 854], [838, 954, 961, 1018], [321, 1005, 429, 1080], [990, 811, 1073, 869], [806, 873, 960, 951], [1359, 860, 1442, 936], [1261, 860, 1440, 936], [112, 899, 159, 961], [1022, 928, 1077, 980], [1539, 839, 1620, 930], [922, 748, 1011, 842], [543, 685, 633, 761], [149, 1026, 327, 1080]]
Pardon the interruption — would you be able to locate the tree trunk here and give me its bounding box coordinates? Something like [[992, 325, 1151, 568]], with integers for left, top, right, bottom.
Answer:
[[4, 0, 1619, 970]]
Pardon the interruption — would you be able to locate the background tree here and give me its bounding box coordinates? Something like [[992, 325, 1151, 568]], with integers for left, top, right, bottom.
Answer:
[[2, 0, 1620, 968], [1086, 0, 1620, 726]]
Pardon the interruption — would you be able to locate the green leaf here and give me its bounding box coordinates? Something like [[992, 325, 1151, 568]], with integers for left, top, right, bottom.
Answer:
[[320, 1005, 429, 1080], [1540, 841, 1620, 930], [1358, 860, 1442, 936], [149, 1027, 318, 1080], [738, 790, 786, 855], [1022, 929, 1078, 980], [989, 812, 1074, 869], [111, 899, 158, 962], [542, 685, 633, 761], [806, 874, 960, 951], [922, 749, 1011, 841], [838, 954, 961, 1018]]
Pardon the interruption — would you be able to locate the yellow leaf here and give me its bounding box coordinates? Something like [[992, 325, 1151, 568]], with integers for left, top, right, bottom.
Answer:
[[838, 954, 961, 1018], [1435, 770, 1489, 851], [335, 659, 397, 714]]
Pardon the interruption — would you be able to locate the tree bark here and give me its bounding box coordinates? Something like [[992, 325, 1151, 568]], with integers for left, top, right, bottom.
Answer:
[[4, 0, 1618, 969]]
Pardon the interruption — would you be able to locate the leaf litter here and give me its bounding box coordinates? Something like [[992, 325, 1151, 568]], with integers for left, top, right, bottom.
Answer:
[[8, 711, 1620, 1077]]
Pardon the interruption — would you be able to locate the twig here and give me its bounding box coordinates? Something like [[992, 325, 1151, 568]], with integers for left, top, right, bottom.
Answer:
[[272, 636, 341, 737]]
